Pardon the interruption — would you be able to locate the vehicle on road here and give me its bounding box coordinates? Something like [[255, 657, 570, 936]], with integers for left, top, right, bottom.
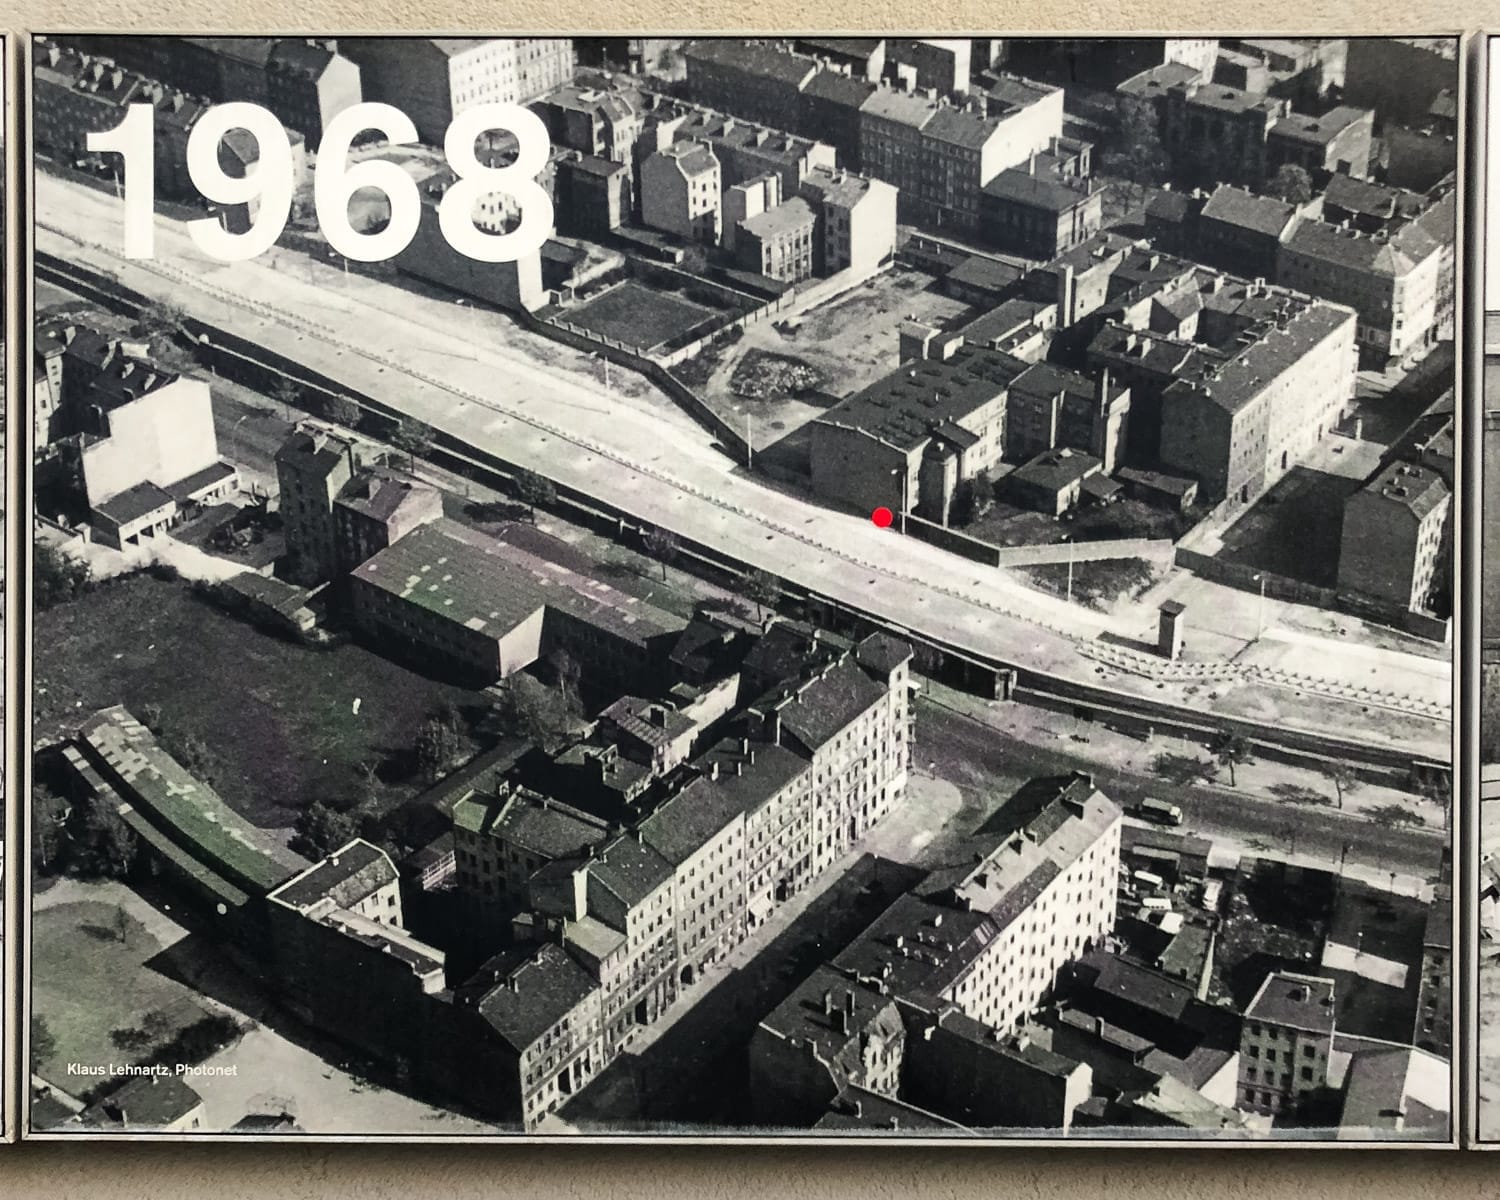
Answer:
[[1135, 797, 1184, 826]]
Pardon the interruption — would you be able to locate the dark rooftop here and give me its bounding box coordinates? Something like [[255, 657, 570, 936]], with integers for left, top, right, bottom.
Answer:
[[269, 838, 395, 912], [817, 344, 1027, 453]]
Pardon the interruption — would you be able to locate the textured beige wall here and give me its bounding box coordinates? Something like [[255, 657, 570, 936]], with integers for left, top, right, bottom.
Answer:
[[3, 6, 1491, 1193]]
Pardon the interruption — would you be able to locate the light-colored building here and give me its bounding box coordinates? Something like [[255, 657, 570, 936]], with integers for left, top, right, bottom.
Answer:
[[735, 196, 818, 282], [77, 361, 239, 549], [1337, 459, 1450, 613], [342, 38, 574, 144], [723, 174, 781, 252], [1155, 282, 1358, 506], [640, 141, 722, 243], [391, 169, 547, 314], [1277, 185, 1454, 368], [797, 165, 898, 274]]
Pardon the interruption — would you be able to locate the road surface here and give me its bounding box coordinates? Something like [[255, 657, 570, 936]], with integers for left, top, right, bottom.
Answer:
[[34, 170, 1449, 760]]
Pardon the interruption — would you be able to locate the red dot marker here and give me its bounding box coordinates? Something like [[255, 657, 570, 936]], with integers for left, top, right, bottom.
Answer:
[[871, 506, 894, 528]]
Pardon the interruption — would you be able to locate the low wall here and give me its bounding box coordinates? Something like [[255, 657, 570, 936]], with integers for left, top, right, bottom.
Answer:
[[39, 253, 1438, 775], [907, 515, 1174, 568], [1174, 546, 1337, 608]]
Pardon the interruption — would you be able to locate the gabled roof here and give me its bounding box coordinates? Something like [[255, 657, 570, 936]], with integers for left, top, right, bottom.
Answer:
[[1200, 184, 1299, 239]]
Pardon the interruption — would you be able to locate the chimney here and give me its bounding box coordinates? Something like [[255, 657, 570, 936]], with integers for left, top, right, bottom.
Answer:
[[823, 989, 835, 1015], [710, 761, 721, 781], [735, 761, 744, 777]]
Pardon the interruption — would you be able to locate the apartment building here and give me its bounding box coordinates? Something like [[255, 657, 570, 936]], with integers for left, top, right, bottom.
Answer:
[[553, 153, 632, 238], [1336, 460, 1450, 613], [342, 38, 574, 144], [682, 39, 818, 130], [1263, 106, 1373, 179], [640, 141, 723, 243], [457, 943, 605, 1129], [1152, 281, 1358, 506], [750, 773, 1121, 1127], [811, 343, 1026, 525], [735, 197, 818, 282], [452, 784, 612, 918], [1277, 185, 1455, 368], [274, 425, 364, 585], [534, 83, 642, 164], [976, 137, 1097, 256], [857, 80, 1064, 235], [1237, 972, 1337, 1119], [1005, 363, 1131, 474], [797, 165, 899, 274]]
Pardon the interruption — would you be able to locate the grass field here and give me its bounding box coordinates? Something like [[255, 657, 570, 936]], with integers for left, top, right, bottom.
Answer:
[[566, 280, 716, 350], [36, 574, 483, 828], [31, 899, 213, 1090]]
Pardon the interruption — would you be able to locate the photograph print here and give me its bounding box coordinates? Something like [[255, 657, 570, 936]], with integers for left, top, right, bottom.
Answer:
[[23, 33, 1458, 1141]]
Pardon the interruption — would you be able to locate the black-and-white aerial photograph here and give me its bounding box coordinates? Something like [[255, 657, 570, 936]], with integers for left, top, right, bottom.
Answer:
[[23, 33, 1457, 1141]]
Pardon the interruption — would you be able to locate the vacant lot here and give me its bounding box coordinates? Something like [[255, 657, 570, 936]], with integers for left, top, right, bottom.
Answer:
[[36, 574, 482, 828], [566, 280, 717, 351], [32, 898, 213, 1092], [966, 496, 1199, 549], [1015, 558, 1164, 611], [1216, 466, 1363, 588]]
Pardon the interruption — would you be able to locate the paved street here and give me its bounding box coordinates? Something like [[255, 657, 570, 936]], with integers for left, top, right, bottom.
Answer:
[[35, 171, 1449, 760], [914, 694, 1446, 893]]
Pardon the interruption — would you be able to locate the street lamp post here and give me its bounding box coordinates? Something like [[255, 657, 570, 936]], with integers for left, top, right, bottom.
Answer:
[[1062, 535, 1075, 605], [1253, 573, 1267, 639], [888, 466, 909, 534], [230, 413, 251, 468]]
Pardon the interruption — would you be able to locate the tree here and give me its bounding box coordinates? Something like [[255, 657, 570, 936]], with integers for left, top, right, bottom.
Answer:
[[643, 526, 679, 581], [268, 378, 305, 421], [1209, 729, 1253, 788], [1325, 762, 1360, 810], [291, 800, 361, 860], [742, 569, 781, 620], [414, 715, 461, 783], [131, 301, 199, 372], [31, 1016, 57, 1070], [1266, 163, 1314, 205], [72, 799, 138, 880], [489, 674, 577, 753], [33, 785, 71, 874], [390, 418, 435, 471], [35, 540, 91, 611], [318, 392, 364, 429], [514, 468, 556, 518], [1100, 96, 1171, 207]]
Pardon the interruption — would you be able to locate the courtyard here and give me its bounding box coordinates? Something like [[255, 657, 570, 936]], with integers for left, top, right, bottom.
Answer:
[[564, 279, 719, 352]]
